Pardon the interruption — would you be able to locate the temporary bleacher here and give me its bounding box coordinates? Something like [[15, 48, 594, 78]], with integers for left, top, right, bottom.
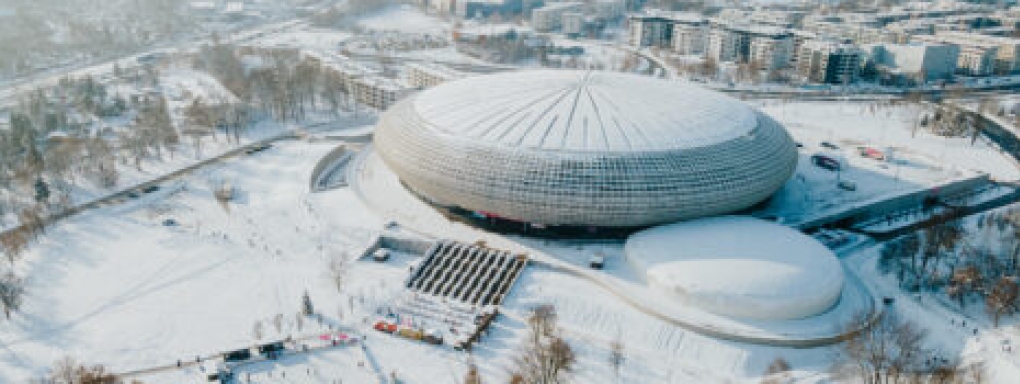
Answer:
[[405, 240, 527, 306]]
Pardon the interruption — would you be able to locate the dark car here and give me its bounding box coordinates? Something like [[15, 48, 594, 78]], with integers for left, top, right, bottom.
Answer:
[[821, 141, 840, 150], [141, 185, 160, 193], [223, 349, 251, 362], [811, 154, 841, 171]]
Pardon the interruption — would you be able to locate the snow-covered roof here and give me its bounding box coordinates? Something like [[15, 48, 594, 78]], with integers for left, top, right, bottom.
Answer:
[[411, 70, 758, 152], [624, 216, 844, 320]]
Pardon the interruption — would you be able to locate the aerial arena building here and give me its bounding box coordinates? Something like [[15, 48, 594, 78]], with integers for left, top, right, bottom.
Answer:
[[374, 70, 798, 229]]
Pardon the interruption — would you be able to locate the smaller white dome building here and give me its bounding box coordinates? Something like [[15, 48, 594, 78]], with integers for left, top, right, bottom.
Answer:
[[624, 217, 844, 320]]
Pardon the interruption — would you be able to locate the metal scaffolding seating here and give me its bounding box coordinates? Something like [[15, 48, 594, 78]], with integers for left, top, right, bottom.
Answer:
[[405, 240, 527, 306]]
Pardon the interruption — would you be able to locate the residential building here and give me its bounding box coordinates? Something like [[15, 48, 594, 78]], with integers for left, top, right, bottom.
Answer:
[[869, 43, 960, 82], [790, 30, 817, 66], [628, 14, 676, 47], [531, 2, 583, 32], [912, 32, 1011, 75], [306, 50, 411, 109], [562, 12, 586, 36], [406, 63, 462, 89], [749, 32, 795, 70], [672, 18, 710, 55], [592, 0, 625, 21], [707, 24, 793, 69], [797, 41, 864, 84], [707, 26, 745, 63]]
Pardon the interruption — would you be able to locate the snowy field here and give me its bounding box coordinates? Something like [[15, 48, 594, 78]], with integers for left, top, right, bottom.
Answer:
[[0, 140, 389, 382], [3, 111, 1019, 382], [355, 5, 448, 35], [251, 27, 353, 51], [2, 137, 832, 383]]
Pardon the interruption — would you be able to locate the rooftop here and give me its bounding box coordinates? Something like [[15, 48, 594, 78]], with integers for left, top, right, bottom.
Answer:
[[411, 70, 759, 153]]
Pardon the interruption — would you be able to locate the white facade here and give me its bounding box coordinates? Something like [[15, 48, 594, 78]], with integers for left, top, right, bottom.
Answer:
[[916, 31, 1020, 75], [708, 27, 744, 63], [405, 63, 462, 89], [912, 33, 1002, 75], [592, 0, 624, 21], [875, 43, 960, 81], [628, 15, 674, 47], [308, 51, 411, 109], [749, 33, 795, 70], [672, 21, 709, 55], [562, 12, 585, 35], [531, 2, 583, 32], [797, 41, 864, 84], [374, 70, 798, 227]]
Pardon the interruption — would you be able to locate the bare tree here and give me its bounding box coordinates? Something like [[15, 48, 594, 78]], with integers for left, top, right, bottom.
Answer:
[[329, 254, 348, 293], [986, 277, 1019, 326], [46, 356, 121, 384], [511, 305, 575, 384], [0, 228, 29, 265], [0, 271, 25, 320], [252, 320, 264, 340], [464, 360, 483, 384], [609, 338, 625, 381], [761, 357, 792, 384], [834, 312, 927, 384]]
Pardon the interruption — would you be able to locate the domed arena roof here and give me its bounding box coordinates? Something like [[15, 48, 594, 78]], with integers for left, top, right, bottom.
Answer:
[[411, 70, 758, 152], [374, 70, 798, 228], [624, 216, 844, 320]]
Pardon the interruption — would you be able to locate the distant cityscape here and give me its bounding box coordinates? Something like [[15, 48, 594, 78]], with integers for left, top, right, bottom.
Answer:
[[413, 0, 1020, 87]]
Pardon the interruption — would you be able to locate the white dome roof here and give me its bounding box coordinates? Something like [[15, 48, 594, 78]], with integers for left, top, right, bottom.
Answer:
[[411, 70, 757, 152], [624, 216, 844, 320]]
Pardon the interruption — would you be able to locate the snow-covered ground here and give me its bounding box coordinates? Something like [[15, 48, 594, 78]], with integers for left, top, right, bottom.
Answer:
[[355, 5, 448, 35], [251, 27, 353, 51], [2, 108, 1018, 382], [845, 244, 1020, 383], [752, 100, 1019, 225]]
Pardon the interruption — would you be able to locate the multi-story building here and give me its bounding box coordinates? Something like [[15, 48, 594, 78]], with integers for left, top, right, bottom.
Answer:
[[868, 43, 960, 82], [707, 24, 793, 69], [406, 63, 462, 89], [531, 2, 583, 32], [749, 31, 795, 70], [672, 18, 710, 55], [797, 41, 864, 84], [592, 0, 624, 21], [912, 32, 1012, 75], [307, 50, 411, 109], [790, 30, 817, 67], [350, 77, 410, 110], [449, 0, 541, 19], [707, 26, 745, 63], [628, 13, 679, 47], [562, 12, 586, 36]]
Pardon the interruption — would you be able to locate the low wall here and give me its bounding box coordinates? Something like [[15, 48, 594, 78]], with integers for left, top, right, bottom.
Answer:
[[795, 174, 992, 231], [309, 145, 350, 191]]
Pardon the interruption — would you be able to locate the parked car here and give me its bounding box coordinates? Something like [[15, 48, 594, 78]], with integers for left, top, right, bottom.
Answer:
[[244, 144, 272, 155], [821, 141, 840, 150], [141, 185, 160, 193], [811, 154, 842, 171], [838, 180, 857, 191], [857, 147, 885, 161], [222, 349, 251, 362], [589, 253, 604, 269], [373, 249, 390, 262]]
